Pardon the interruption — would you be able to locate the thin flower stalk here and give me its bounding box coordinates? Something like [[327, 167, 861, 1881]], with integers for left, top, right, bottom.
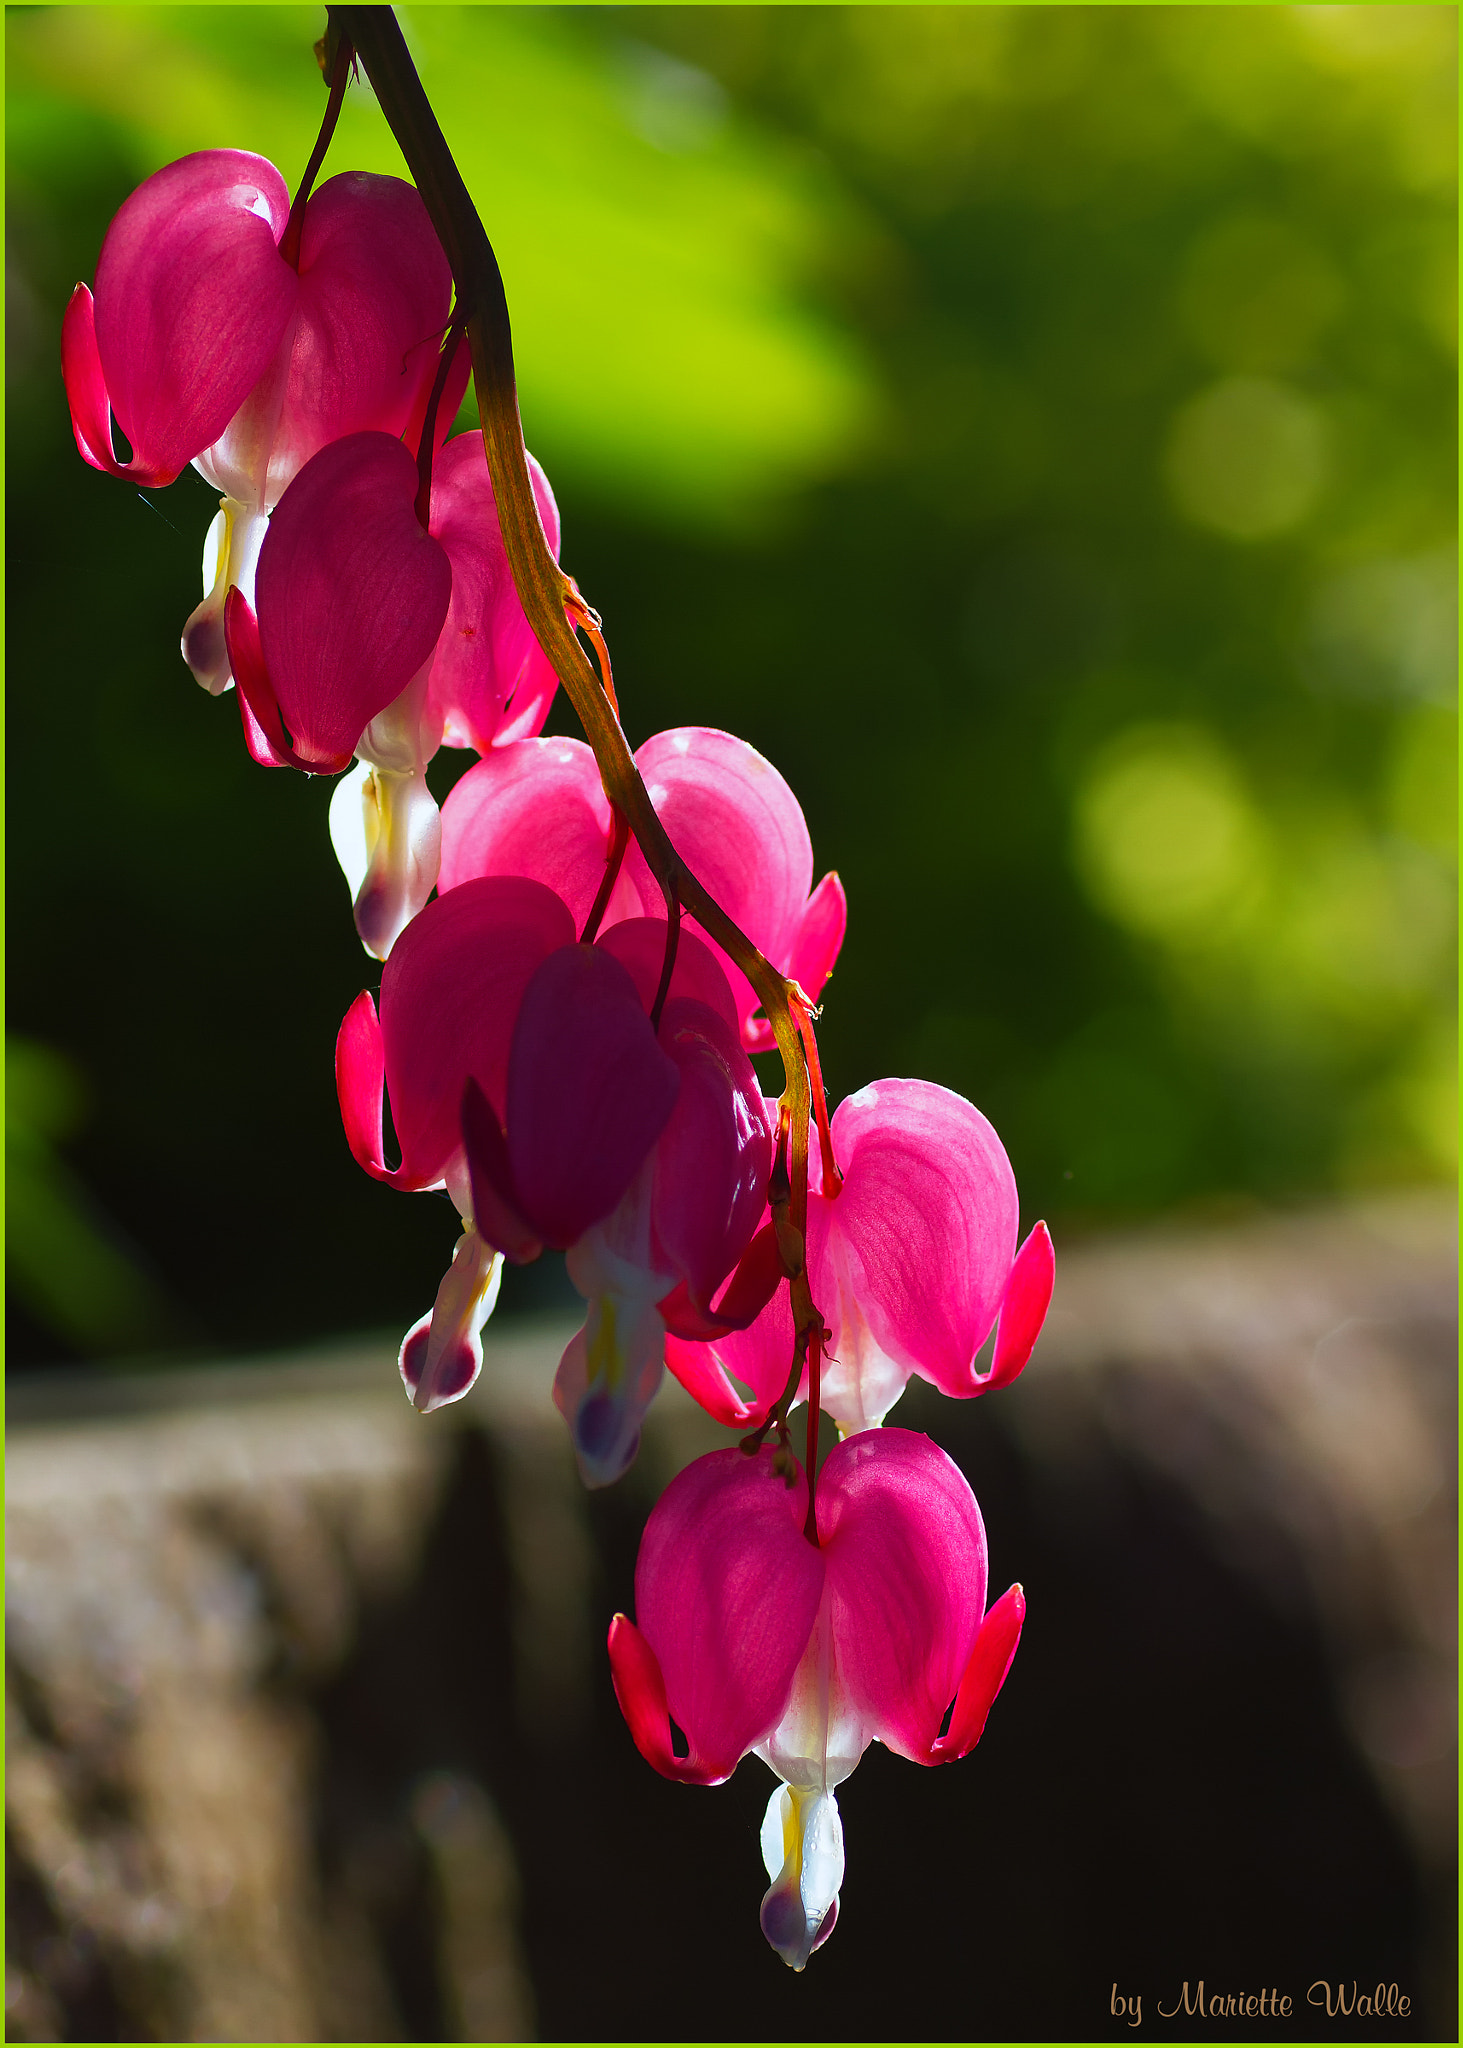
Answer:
[[330, 4, 833, 1370]]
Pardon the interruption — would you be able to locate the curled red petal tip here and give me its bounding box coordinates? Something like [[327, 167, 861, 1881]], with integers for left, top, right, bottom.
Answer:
[[606, 1616, 728, 1787], [336, 989, 388, 1178], [931, 1581, 1026, 1763], [988, 1220, 1055, 1390], [225, 587, 304, 770]]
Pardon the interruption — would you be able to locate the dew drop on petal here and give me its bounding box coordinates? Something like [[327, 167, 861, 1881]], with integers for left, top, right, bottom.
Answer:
[[810, 1895, 839, 1954]]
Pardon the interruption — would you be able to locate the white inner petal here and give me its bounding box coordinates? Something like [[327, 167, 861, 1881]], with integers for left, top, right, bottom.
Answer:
[[817, 1224, 911, 1433]]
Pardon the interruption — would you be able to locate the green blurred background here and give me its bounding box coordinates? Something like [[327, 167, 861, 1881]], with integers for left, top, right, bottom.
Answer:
[[6, 3, 1457, 1368]]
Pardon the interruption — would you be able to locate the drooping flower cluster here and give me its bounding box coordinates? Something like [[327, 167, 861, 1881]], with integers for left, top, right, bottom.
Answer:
[[65, 29, 1054, 1976], [64, 141, 558, 957]]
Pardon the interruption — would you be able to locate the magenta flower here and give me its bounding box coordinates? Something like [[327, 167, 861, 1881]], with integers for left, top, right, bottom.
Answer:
[[527, 925, 774, 1484], [224, 431, 451, 778], [185, 163, 461, 700], [340, 880, 767, 1423], [183, 166, 464, 698], [666, 1077, 1054, 1433], [460, 940, 681, 1259], [328, 432, 563, 958], [63, 152, 462, 700], [62, 151, 296, 490], [343, 879, 686, 1413], [336, 875, 580, 1410], [424, 433, 562, 756], [449, 917, 771, 1482], [609, 1430, 1024, 1968], [195, 169, 463, 515], [439, 726, 847, 1049], [623, 728, 848, 1050]]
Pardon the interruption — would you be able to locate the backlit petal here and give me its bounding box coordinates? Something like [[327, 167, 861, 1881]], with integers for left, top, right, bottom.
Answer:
[[335, 990, 396, 1185], [651, 997, 772, 1307], [60, 287, 120, 477], [253, 432, 451, 770], [224, 587, 314, 770], [635, 1447, 824, 1779], [660, 1329, 760, 1426], [619, 728, 815, 1043], [665, 1259, 801, 1426], [506, 946, 680, 1247], [818, 1428, 988, 1764], [988, 1221, 1055, 1389], [437, 736, 610, 911], [931, 1583, 1025, 1763], [787, 870, 847, 1006], [606, 1616, 728, 1787], [76, 152, 295, 486], [827, 1079, 1020, 1401], [380, 876, 575, 1187], [427, 434, 562, 752]]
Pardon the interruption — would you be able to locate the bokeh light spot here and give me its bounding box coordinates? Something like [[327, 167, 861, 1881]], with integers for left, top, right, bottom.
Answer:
[[1306, 549, 1458, 704], [1165, 377, 1330, 541], [1074, 725, 1266, 940]]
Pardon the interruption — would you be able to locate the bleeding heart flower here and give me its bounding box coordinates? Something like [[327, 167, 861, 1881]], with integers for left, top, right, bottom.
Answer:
[[341, 880, 765, 1423], [461, 920, 775, 1485], [621, 727, 847, 1050], [424, 432, 562, 756], [438, 726, 846, 1052], [224, 431, 451, 780], [609, 1430, 1024, 1968], [328, 432, 564, 960], [63, 151, 465, 703], [62, 151, 297, 491], [336, 875, 576, 1410], [665, 1077, 1054, 1434], [195, 168, 463, 517]]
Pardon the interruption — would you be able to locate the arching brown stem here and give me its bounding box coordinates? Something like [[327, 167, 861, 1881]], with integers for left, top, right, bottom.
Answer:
[[328, 6, 824, 1315]]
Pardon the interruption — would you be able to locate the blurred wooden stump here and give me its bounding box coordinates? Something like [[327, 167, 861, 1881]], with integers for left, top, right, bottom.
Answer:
[[5, 1335, 551, 2041], [5, 1192, 1455, 2041], [1017, 1191, 1456, 1867]]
